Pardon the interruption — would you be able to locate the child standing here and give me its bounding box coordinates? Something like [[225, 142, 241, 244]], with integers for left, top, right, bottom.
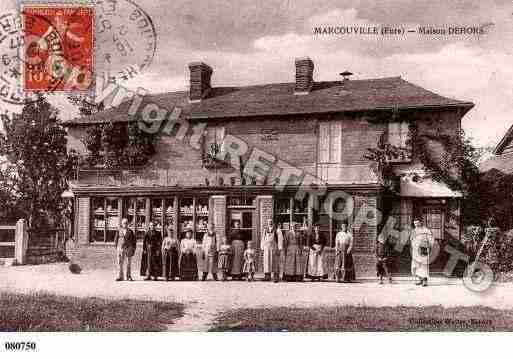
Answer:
[[243, 241, 257, 281], [376, 231, 392, 285], [218, 237, 232, 281]]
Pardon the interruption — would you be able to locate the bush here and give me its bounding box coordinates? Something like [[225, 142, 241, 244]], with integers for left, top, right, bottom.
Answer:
[[462, 226, 513, 278]]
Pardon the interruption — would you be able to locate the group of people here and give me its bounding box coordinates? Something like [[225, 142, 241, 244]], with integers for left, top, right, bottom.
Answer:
[[114, 215, 435, 286], [114, 218, 357, 283]]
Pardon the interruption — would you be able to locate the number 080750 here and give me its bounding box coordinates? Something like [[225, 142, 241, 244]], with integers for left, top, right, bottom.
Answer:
[[4, 342, 36, 351]]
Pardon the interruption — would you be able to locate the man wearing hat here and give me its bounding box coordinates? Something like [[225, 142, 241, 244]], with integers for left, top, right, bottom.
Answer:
[[409, 218, 435, 287]]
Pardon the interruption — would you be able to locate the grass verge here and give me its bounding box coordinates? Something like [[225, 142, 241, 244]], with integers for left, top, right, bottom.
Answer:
[[211, 305, 513, 331], [0, 291, 184, 331]]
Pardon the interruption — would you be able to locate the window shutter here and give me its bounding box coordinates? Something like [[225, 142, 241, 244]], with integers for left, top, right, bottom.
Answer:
[[330, 121, 341, 163], [388, 122, 401, 147], [319, 122, 329, 163]]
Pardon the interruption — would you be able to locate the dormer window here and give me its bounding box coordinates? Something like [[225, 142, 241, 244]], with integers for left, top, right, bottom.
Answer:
[[388, 121, 411, 162]]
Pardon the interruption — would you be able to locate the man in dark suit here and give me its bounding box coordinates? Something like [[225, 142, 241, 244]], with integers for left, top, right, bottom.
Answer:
[[114, 218, 136, 281], [140, 221, 163, 281]]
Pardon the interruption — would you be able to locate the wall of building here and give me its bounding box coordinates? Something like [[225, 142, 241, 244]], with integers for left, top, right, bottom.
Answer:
[[66, 108, 464, 187]]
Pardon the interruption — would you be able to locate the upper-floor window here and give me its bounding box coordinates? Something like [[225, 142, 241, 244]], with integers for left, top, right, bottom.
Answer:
[[388, 121, 411, 162], [319, 121, 341, 163]]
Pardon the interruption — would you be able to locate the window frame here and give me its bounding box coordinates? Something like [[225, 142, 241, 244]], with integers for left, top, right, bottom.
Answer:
[[318, 121, 342, 164]]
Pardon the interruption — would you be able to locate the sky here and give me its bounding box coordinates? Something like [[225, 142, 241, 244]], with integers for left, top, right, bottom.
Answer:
[[1, 0, 512, 148]]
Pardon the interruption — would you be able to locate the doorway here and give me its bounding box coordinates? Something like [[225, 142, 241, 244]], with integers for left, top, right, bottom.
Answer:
[[228, 209, 254, 244]]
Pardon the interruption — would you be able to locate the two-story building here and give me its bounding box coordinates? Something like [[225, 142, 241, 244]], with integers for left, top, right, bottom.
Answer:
[[64, 58, 474, 277]]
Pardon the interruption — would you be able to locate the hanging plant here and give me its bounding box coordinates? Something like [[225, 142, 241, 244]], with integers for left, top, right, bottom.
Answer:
[[363, 132, 403, 192]]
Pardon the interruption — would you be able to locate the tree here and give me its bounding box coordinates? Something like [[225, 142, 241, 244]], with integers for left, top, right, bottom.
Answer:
[[0, 96, 78, 228]]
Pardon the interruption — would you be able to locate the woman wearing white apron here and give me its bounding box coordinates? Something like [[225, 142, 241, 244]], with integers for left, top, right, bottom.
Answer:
[[261, 219, 280, 283], [410, 218, 434, 287]]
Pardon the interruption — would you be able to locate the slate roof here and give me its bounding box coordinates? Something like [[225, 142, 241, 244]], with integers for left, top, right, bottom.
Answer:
[[64, 76, 474, 125]]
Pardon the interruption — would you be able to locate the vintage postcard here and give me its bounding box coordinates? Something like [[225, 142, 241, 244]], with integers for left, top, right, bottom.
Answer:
[[0, 0, 512, 356]]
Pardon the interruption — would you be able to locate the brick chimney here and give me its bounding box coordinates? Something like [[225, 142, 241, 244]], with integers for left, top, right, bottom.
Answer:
[[188, 62, 213, 102], [294, 57, 314, 95]]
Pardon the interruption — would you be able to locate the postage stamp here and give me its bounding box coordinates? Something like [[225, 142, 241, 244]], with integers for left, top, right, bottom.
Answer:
[[22, 5, 94, 91]]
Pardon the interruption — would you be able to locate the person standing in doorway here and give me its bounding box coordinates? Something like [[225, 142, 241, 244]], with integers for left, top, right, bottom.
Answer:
[[229, 220, 245, 280], [201, 222, 219, 281], [410, 218, 434, 287], [141, 221, 163, 281], [243, 241, 257, 281], [261, 219, 280, 283], [114, 218, 136, 281]]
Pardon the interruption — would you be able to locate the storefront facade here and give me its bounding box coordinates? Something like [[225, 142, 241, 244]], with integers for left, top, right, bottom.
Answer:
[[65, 57, 473, 277]]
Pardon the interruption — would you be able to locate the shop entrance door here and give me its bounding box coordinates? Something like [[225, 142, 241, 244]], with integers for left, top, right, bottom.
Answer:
[[228, 209, 254, 244]]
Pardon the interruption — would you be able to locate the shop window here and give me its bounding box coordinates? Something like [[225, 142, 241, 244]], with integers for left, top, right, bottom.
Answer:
[[312, 195, 354, 247], [123, 197, 148, 241], [229, 210, 254, 243], [163, 198, 176, 230], [423, 206, 444, 241], [150, 197, 177, 236], [275, 197, 292, 231], [313, 196, 332, 246], [179, 197, 194, 238], [275, 195, 309, 232], [318, 121, 341, 163], [195, 197, 209, 241], [91, 197, 119, 243], [179, 196, 209, 242]]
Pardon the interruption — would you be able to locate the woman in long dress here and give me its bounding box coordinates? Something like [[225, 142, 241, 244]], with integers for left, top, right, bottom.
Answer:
[[307, 224, 326, 281], [218, 236, 232, 281], [229, 220, 245, 280], [162, 227, 180, 281], [180, 229, 198, 281], [283, 223, 305, 281], [410, 218, 434, 287], [335, 222, 356, 283], [261, 219, 280, 282]]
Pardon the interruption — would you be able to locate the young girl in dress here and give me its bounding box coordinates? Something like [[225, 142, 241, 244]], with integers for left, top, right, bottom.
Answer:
[[243, 241, 257, 282], [218, 236, 232, 281]]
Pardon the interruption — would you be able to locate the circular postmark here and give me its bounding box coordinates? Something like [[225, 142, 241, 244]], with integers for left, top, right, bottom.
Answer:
[[95, 0, 157, 83], [0, 0, 157, 107], [0, 13, 39, 105]]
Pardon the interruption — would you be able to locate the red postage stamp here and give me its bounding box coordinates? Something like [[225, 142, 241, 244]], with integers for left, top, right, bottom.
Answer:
[[22, 6, 94, 92]]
